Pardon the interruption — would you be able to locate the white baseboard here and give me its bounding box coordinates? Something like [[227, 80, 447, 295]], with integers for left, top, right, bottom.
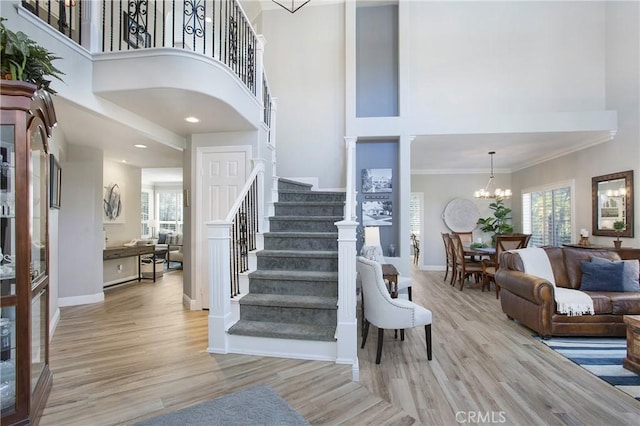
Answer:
[[49, 308, 60, 340], [213, 334, 337, 362], [420, 265, 446, 271], [58, 292, 105, 307], [183, 293, 198, 310]]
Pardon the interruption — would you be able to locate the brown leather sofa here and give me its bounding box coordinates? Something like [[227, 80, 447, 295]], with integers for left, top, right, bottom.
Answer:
[[496, 246, 640, 338]]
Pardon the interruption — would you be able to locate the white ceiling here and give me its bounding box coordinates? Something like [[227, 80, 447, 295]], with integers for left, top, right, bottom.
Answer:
[[411, 130, 614, 173]]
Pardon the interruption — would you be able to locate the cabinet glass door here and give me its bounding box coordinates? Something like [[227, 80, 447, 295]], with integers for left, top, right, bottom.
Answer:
[[30, 127, 47, 289], [0, 125, 16, 297], [0, 305, 16, 414], [30, 289, 47, 393]]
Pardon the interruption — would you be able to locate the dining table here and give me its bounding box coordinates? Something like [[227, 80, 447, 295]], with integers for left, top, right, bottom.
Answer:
[[463, 245, 496, 262]]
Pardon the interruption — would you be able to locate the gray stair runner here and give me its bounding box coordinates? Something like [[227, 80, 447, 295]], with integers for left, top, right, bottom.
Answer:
[[228, 178, 345, 342]]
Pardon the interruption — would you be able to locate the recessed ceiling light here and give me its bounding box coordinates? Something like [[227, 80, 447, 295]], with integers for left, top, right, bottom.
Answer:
[[121, 160, 128, 163], [185, 116, 200, 123], [134, 144, 147, 148]]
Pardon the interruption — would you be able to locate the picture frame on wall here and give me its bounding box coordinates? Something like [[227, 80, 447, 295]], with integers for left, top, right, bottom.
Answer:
[[362, 200, 392, 226], [49, 154, 61, 209], [361, 168, 392, 193], [103, 182, 125, 223]]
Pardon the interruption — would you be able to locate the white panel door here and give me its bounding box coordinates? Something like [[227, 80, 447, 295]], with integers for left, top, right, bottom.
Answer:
[[199, 151, 247, 309]]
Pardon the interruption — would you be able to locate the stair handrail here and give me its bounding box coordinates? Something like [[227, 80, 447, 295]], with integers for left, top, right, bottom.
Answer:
[[207, 160, 265, 353], [225, 161, 265, 297]]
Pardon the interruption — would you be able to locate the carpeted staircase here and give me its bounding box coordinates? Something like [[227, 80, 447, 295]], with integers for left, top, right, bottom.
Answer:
[[227, 178, 345, 342]]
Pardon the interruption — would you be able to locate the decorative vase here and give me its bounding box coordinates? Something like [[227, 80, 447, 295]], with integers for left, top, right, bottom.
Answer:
[[388, 244, 396, 257], [614, 240, 622, 249]]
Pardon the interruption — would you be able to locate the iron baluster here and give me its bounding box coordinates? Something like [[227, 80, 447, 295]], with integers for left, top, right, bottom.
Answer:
[[184, 0, 205, 53]]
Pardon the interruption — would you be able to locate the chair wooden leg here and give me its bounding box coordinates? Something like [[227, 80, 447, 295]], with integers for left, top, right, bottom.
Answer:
[[443, 265, 449, 282], [425, 324, 432, 360], [361, 320, 370, 349], [450, 268, 457, 286], [400, 329, 405, 341], [376, 328, 384, 364], [408, 287, 412, 301], [459, 271, 465, 291], [495, 283, 500, 299]]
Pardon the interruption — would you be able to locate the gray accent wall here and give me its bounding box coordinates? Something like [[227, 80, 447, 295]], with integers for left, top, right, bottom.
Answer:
[[356, 4, 399, 117], [356, 140, 399, 256]]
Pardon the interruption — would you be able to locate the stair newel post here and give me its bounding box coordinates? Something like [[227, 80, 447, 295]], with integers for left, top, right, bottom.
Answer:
[[335, 220, 360, 381], [206, 220, 233, 354], [253, 159, 266, 248], [344, 137, 357, 221]]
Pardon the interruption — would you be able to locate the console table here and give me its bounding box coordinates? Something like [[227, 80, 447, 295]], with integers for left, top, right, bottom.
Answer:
[[103, 245, 157, 287]]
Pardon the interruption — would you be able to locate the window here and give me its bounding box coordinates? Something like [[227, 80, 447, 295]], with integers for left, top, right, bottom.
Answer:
[[157, 191, 183, 233], [522, 181, 574, 247], [410, 193, 422, 238], [141, 191, 150, 236]]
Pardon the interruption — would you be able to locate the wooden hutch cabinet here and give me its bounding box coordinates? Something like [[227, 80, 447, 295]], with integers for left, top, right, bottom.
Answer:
[[1, 80, 56, 425]]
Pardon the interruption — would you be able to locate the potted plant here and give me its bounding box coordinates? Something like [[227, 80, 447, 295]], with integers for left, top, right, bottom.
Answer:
[[613, 220, 625, 248], [1, 17, 63, 93], [476, 197, 514, 246]]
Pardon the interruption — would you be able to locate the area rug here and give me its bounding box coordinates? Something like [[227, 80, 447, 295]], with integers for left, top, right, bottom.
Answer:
[[132, 383, 309, 426], [537, 336, 640, 401]]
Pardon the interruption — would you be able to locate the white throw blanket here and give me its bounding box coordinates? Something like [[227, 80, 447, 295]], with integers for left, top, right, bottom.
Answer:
[[513, 248, 594, 316]]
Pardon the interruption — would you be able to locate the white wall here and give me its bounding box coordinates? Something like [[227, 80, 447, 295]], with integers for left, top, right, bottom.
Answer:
[[260, 3, 346, 189], [411, 172, 512, 270], [103, 160, 142, 284], [58, 144, 104, 302], [407, 1, 606, 127], [511, 1, 639, 249]]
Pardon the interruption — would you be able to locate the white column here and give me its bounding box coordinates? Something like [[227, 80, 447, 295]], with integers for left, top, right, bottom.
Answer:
[[87, 0, 103, 52], [206, 221, 233, 354], [344, 137, 357, 221], [335, 220, 359, 382]]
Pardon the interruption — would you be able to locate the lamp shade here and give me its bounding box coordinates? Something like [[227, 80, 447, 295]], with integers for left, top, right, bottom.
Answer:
[[148, 219, 159, 229], [364, 226, 381, 247]]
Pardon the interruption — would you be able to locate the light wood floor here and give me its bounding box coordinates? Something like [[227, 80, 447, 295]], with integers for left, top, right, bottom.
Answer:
[[40, 266, 640, 425]]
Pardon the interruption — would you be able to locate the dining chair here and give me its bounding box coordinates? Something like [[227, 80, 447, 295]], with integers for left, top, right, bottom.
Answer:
[[356, 256, 432, 364], [411, 233, 420, 265], [453, 231, 473, 246], [481, 234, 530, 298], [450, 233, 483, 291], [441, 233, 454, 283]]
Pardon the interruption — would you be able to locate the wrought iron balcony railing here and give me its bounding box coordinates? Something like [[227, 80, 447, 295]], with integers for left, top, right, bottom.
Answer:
[[22, 0, 259, 96]]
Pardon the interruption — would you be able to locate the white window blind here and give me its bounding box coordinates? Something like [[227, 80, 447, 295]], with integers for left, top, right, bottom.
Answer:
[[522, 183, 573, 247]]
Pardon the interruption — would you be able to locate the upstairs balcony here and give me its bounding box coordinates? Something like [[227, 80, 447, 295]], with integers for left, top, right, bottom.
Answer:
[[17, 0, 272, 150]]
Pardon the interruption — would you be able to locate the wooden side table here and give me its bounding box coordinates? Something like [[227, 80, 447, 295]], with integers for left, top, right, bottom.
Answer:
[[623, 315, 640, 375], [382, 264, 399, 298]]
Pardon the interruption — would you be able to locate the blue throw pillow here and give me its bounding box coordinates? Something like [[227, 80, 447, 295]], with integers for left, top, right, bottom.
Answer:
[[591, 256, 640, 292], [580, 261, 625, 292], [157, 232, 168, 244]]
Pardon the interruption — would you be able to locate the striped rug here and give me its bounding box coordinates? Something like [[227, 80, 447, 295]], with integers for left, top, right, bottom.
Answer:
[[538, 337, 640, 401]]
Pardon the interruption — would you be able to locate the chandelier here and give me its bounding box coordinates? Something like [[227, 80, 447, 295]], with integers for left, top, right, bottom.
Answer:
[[474, 151, 512, 199], [273, 0, 311, 13]]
